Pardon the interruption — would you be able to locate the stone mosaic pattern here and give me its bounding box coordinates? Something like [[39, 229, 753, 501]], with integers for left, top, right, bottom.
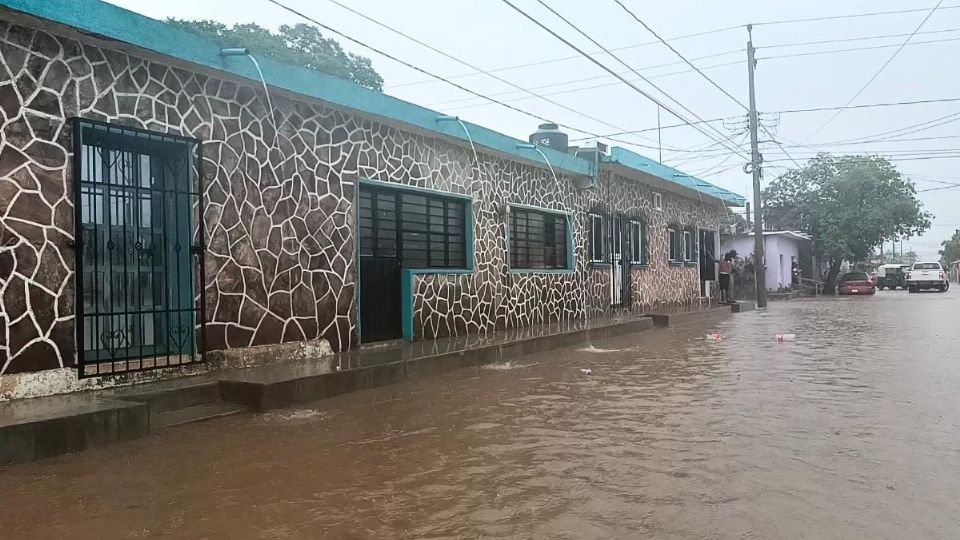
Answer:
[[0, 16, 729, 374], [411, 170, 726, 340]]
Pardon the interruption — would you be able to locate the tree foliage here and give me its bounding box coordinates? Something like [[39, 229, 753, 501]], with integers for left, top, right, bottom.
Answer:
[[762, 154, 932, 292], [167, 20, 384, 91], [940, 230, 960, 268]]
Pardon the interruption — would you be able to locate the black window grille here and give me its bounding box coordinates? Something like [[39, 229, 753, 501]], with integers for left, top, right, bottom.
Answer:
[[589, 213, 605, 263], [359, 186, 468, 269], [628, 220, 648, 265], [72, 119, 204, 378], [510, 207, 569, 270], [683, 230, 694, 261], [668, 228, 679, 262]]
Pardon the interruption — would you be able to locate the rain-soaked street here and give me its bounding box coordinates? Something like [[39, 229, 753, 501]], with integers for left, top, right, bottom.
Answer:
[[2, 289, 959, 539]]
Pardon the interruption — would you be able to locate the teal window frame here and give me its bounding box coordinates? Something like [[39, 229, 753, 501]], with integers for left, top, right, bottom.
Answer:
[[507, 203, 575, 274], [355, 179, 476, 342]]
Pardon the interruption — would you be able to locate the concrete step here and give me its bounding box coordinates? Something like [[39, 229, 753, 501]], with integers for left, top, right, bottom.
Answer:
[[152, 402, 247, 429], [108, 379, 222, 414]]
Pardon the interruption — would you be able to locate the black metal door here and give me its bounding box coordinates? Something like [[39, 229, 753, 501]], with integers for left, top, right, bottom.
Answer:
[[358, 188, 402, 341], [73, 120, 204, 377], [359, 258, 402, 341]]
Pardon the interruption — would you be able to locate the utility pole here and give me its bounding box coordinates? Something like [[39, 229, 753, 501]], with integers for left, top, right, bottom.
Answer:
[[657, 105, 662, 163], [747, 25, 767, 307]]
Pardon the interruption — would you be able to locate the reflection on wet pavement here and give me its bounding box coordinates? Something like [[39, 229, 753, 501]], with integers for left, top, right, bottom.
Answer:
[[2, 290, 959, 538]]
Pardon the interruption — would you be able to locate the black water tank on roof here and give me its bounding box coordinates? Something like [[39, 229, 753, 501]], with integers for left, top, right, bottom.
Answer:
[[529, 123, 568, 152]]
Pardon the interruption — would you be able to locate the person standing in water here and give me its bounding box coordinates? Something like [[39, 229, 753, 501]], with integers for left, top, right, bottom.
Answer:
[[718, 251, 736, 304]]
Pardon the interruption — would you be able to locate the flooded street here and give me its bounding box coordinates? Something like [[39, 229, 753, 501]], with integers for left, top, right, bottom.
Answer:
[[3, 290, 960, 539]]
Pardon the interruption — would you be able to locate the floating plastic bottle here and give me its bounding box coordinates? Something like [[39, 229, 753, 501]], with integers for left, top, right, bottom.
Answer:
[[705, 333, 724, 341], [774, 333, 796, 342]]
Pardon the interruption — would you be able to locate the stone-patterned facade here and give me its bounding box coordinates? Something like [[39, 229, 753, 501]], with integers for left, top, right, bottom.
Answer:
[[0, 15, 727, 379]]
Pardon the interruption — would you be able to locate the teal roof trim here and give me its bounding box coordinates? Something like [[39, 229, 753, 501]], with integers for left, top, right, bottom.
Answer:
[[604, 147, 746, 207], [0, 0, 592, 177]]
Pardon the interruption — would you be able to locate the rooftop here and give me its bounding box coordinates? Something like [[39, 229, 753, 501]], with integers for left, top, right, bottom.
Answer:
[[1, 0, 745, 206]]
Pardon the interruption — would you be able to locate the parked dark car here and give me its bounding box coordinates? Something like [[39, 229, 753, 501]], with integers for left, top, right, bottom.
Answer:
[[838, 272, 876, 295]]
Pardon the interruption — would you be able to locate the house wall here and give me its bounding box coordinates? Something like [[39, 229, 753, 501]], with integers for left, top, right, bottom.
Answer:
[[0, 17, 726, 386], [720, 235, 803, 291]]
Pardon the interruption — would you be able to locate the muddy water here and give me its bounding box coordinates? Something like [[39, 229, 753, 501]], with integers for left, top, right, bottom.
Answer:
[[3, 290, 960, 538]]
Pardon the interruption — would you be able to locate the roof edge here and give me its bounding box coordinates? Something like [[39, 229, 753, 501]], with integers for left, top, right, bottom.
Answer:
[[0, 0, 593, 177]]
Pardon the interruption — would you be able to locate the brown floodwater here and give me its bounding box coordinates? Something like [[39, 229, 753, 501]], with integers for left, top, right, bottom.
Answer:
[[2, 289, 960, 539]]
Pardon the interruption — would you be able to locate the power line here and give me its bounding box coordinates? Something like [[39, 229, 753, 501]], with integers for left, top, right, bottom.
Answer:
[[570, 97, 960, 143], [385, 25, 744, 90], [263, 0, 587, 134], [758, 35, 960, 62], [426, 49, 745, 108], [612, 0, 801, 168], [264, 0, 691, 158], [436, 36, 960, 115], [319, 0, 649, 143], [761, 27, 960, 50], [750, 4, 960, 27], [499, 0, 749, 159], [802, 1, 945, 141], [771, 96, 960, 114], [530, 0, 748, 157]]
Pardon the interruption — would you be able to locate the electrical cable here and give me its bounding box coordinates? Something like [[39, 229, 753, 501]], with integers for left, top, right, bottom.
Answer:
[[261, 0, 607, 144], [319, 0, 653, 143], [503, 0, 749, 159], [613, 0, 802, 169], [802, 1, 945, 141], [749, 4, 960, 27]]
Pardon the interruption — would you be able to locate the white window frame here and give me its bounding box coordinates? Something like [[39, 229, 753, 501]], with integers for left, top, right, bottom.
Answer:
[[628, 220, 645, 265], [588, 213, 605, 264], [652, 192, 663, 211], [683, 230, 693, 261], [668, 227, 678, 262]]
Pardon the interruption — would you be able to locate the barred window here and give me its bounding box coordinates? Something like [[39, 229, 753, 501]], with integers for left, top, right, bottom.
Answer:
[[628, 220, 648, 265], [683, 230, 694, 261], [510, 207, 569, 270], [359, 187, 468, 269], [589, 213, 605, 263], [668, 227, 680, 262]]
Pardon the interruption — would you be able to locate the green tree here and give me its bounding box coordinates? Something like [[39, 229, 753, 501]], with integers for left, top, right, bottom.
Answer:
[[167, 20, 384, 91], [763, 154, 932, 293], [940, 230, 960, 268]]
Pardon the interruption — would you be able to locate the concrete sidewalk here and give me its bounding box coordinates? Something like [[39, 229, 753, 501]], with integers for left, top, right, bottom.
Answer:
[[0, 301, 753, 465]]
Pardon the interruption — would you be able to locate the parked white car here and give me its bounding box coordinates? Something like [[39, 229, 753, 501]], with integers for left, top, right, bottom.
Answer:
[[906, 262, 950, 293]]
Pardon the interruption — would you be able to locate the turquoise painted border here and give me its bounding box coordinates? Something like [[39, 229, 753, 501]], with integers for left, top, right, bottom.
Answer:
[[0, 0, 592, 179], [355, 179, 476, 341], [506, 204, 576, 275], [605, 147, 746, 206]]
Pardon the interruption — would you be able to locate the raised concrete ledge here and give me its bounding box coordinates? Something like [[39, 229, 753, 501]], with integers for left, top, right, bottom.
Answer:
[[219, 315, 656, 411], [3, 305, 760, 464], [645, 304, 740, 327], [0, 394, 148, 466]]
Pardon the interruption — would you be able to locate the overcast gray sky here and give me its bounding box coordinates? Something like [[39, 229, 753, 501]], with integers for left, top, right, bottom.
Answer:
[[107, 0, 960, 259]]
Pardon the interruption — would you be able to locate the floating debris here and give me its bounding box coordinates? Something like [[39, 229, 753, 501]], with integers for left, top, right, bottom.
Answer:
[[580, 368, 593, 375]]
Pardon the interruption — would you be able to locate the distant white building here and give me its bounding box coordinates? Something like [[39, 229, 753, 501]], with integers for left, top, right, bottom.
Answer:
[[721, 231, 812, 291]]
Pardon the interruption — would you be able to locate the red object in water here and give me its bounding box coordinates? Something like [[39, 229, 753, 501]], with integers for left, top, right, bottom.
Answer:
[[838, 272, 876, 296]]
